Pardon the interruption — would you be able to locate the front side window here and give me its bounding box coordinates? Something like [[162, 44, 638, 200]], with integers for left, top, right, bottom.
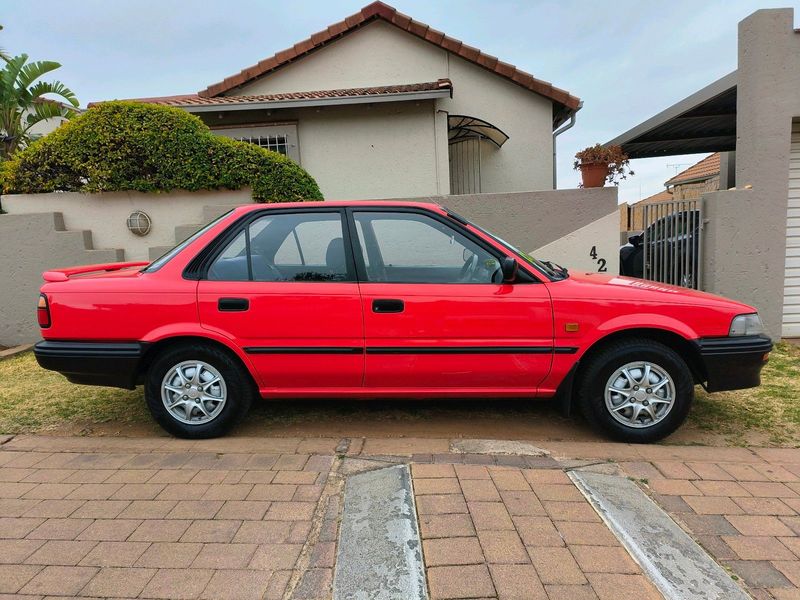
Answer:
[[353, 211, 500, 284], [208, 212, 350, 282]]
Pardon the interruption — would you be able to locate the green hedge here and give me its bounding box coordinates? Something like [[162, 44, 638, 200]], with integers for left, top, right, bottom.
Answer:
[[1, 101, 323, 203]]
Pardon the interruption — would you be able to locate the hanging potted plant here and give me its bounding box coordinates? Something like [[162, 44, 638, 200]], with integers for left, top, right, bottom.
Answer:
[[574, 144, 633, 188]]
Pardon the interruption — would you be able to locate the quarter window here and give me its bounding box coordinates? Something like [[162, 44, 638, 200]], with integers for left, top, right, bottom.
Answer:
[[353, 211, 501, 284], [208, 212, 350, 282]]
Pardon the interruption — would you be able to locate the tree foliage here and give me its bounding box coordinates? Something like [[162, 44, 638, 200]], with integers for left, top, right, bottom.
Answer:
[[0, 53, 79, 159], [2, 101, 323, 202]]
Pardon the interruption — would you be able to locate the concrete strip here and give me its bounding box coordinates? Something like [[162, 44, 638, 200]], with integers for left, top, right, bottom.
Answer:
[[570, 470, 749, 600], [334, 464, 427, 600], [0, 344, 33, 360], [450, 439, 549, 456]]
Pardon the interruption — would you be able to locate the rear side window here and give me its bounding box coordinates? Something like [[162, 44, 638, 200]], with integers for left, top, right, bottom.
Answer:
[[207, 212, 352, 282]]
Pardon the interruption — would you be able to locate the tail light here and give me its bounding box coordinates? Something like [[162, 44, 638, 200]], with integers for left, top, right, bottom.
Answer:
[[37, 294, 51, 328]]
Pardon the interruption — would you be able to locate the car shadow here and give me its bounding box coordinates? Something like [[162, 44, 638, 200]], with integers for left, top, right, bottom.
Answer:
[[233, 396, 603, 442]]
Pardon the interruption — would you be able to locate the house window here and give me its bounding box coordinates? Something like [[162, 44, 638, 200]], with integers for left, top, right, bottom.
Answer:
[[212, 123, 300, 163], [235, 134, 289, 155]]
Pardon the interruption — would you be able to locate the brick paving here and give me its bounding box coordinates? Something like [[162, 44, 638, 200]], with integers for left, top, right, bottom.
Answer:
[[2, 434, 800, 599], [412, 463, 661, 600], [0, 437, 339, 599], [619, 451, 800, 600]]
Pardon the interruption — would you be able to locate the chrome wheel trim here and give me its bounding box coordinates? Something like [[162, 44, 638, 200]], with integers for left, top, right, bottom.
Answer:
[[161, 360, 227, 425], [604, 361, 675, 429]]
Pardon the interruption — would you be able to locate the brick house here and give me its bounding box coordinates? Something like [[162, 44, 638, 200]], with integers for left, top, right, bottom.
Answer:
[[620, 153, 720, 233]]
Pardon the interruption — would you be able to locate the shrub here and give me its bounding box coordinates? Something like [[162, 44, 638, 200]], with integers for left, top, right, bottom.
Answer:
[[1, 101, 323, 202]]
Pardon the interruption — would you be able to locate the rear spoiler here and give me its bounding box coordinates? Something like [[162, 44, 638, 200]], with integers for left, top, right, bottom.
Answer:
[[42, 261, 151, 282]]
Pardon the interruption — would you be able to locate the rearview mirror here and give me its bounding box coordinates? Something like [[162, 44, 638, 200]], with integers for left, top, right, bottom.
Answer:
[[500, 257, 518, 282]]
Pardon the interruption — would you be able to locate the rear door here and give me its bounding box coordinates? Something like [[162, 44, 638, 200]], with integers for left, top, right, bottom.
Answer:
[[198, 209, 364, 393], [348, 208, 554, 393]]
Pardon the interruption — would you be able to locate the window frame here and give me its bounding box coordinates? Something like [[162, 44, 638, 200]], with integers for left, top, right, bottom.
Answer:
[[345, 207, 535, 285], [211, 122, 300, 163], [187, 208, 358, 283]]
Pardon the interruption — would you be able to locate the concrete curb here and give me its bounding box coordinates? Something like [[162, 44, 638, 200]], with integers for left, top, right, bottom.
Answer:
[[0, 344, 33, 360], [334, 464, 428, 600], [570, 470, 750, 600]]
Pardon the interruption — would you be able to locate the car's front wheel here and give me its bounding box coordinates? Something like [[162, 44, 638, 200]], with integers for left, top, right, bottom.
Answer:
[[576, 338, 693, 443], [144, 344, 254, 439]]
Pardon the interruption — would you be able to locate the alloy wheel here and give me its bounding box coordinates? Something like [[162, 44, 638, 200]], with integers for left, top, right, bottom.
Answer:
[[604, 361, 675, 429], [161, 360, 227, 425]]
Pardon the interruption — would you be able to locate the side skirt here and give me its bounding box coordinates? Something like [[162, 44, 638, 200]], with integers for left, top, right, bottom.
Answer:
[[257, 387, 549, 399]]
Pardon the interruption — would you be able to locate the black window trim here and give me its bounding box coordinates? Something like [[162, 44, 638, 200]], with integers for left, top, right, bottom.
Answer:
[[184, 207, 358, 283], [344, 206, 537, 285]]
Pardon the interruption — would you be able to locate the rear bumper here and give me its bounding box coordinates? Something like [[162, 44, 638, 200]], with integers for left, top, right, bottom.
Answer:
[[694, 335, 773, 392], [34, 340, 147, 389]]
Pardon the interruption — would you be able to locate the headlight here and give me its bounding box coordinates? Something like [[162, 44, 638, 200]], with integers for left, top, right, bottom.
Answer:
[[729, 313, 764, 336]]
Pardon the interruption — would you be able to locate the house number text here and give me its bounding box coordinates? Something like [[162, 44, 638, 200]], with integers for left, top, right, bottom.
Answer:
[[589, 246, 607, 272]]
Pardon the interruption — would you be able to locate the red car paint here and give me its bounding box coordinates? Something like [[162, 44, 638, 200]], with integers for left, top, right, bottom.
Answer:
[[36, 201, 762, 400]]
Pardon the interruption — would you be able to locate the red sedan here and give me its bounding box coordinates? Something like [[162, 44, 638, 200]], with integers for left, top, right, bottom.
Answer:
[[34, 201, 771, 442]]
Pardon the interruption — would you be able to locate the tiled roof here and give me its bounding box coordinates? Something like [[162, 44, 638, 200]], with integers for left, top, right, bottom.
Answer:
[[116, 80, 453, 108], [631, 190, 673, 206], [666, 152, 720, 186], [198, 1, 580, 113]]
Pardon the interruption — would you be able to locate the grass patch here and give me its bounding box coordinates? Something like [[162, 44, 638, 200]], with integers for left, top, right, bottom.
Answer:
[[690, 342, 800, 445], [0, 352, 147, 433], [0, 343, 798, 443]]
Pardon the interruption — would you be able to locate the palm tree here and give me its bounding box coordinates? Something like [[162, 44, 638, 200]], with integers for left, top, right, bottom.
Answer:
[[0, 54, 79, 159], [0, 25, 10, 63]]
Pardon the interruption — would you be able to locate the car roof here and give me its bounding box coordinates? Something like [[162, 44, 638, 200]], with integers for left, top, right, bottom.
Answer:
[[231, 200, 444, 215]]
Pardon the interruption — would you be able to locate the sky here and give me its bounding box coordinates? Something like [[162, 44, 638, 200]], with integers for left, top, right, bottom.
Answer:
[[4, 0, 799, 204]]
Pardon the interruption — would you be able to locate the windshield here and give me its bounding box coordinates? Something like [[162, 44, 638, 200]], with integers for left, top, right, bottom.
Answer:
[[143, 210, 234, 273], [446, 211, 567, 280]]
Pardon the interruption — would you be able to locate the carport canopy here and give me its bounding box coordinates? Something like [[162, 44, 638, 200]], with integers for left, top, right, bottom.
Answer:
[[606, 71, 737, 158]]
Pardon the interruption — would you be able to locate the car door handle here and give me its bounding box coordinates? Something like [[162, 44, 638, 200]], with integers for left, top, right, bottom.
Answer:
[[372, 299, 404, 313], [218, 297, 249, 312]]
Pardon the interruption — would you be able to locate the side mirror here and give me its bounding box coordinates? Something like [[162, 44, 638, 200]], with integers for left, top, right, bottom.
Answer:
[[629, 234, 642, 248], [500, 257, 518, 282]]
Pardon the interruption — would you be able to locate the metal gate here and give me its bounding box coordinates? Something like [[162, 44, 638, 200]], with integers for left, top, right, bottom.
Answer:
[[641, 199, 703, 289]]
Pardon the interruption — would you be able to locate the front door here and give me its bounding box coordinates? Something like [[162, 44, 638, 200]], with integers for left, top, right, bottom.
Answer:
[[349, 208, 554, 393], [198, 209, 363, 393]]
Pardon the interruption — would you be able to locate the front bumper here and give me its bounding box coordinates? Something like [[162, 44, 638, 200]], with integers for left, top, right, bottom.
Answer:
[[694, 335, 773, 392], [34, 340, 147, 389]]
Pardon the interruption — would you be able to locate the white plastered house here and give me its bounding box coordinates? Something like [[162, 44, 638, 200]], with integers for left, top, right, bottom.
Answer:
[[124, 1, 581, 200]]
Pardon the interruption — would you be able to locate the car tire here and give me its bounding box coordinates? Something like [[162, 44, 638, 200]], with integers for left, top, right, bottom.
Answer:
[[144, 344, 255, 439], [576, 338, 693, 443]]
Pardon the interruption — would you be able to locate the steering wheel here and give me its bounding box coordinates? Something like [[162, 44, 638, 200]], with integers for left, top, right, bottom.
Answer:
[[459, 253, 479, 282]]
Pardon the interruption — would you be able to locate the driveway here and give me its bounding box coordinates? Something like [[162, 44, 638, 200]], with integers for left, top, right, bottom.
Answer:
[[2, 434, 799, 599]]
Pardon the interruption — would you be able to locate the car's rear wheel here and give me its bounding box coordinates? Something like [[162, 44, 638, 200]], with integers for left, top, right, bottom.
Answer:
[[576, 338, 693, 443], [144, 344, 254, 439]]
